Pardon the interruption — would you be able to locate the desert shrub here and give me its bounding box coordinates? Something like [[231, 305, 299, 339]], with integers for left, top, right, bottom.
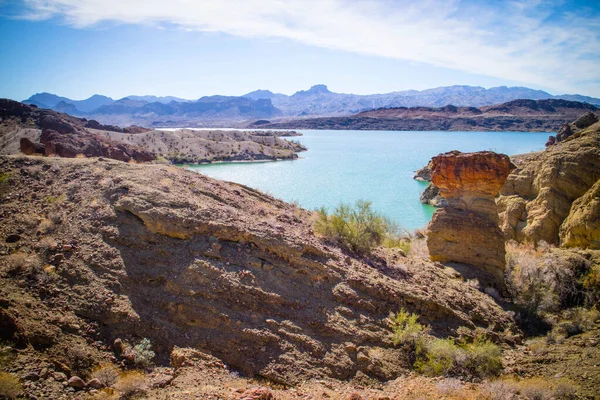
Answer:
[[0, 172, 12, 185], [415, 335, 502, 379], [582, 262, 600, 306], [548, 307, 599, 341], [505, 242, 589, 322], [517, 377, 556, 400], [64, 344, 95, 378], [91, 364, 120, 388], [481, 379, 519, 400], [0, 372, 23, 399], [123, 338, 155, 368], [553, 378, 578, 400], [114, 371, 148, 399], [314, 200, 402, 255], [486, 377, 578, 400], [415, 338, 457, 376], [390, 308, 429, 347]]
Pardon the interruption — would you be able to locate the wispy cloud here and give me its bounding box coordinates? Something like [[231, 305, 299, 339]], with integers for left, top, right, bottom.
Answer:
[[16, 0, 600, 95]]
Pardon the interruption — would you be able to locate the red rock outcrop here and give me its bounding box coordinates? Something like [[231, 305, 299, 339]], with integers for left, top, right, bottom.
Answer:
[[427, 151, 515, 285]]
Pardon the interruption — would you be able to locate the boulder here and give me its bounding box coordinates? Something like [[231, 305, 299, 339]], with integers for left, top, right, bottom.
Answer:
[[556, 123, 573, 142], [19, 138, 45, 155], [573, 112, 599, 129], [67, 376, 86, 389], [545, 135, 556, 146]]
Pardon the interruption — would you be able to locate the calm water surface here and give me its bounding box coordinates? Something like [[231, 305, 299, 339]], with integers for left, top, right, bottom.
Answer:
[[186, 130, 549, 230]]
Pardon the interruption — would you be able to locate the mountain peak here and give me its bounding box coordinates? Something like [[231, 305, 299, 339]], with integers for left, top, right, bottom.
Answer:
[[293, 84, 331, 97], [307, 84, 330, 94]]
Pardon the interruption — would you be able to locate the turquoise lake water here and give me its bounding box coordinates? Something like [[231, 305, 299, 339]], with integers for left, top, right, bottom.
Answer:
[[186, 130, 550, 230]]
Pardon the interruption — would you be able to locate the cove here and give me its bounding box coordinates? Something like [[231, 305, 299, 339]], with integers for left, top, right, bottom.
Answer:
[[186, 130, 549, 230]]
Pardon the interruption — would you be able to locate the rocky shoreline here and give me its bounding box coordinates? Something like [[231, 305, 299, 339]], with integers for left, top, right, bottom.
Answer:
[[0, 99, 307, 165]]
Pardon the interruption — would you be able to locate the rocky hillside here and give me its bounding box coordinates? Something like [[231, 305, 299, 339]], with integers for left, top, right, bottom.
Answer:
[[0, 154, 517, 398], [0, 99, 305, 164], [498, 120, 600, 248], [257, 99, 599, 131]]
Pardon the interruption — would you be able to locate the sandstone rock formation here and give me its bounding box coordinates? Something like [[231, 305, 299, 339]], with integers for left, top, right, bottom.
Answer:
[[498, 122, 600, 245], [559, 179, 600, 249], [0, 155, 515, 389], [427, 151, 515, 283]]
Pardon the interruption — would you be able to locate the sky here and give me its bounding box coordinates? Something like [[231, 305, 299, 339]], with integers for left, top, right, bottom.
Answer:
[[0, 0, 599, 101]]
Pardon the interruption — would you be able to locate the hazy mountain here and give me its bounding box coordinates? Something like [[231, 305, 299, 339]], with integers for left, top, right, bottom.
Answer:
[[23, 93, 114, 113], [242, 85, 600, 117], [21, 84, 600, 127], [124, 95, 190, 103], [243, 89, 286, 101]]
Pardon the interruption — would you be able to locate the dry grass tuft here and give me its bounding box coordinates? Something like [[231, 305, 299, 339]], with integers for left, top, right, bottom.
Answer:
[[0, 372, 23, 399]]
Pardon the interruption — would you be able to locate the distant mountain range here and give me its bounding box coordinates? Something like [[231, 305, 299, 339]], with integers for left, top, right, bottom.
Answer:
[[21, 85, 600, 127]]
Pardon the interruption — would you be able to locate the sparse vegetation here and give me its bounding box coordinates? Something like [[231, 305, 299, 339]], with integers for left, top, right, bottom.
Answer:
[[482, 377, 578, 400], [390, 309, 502, 379], [0, 172, 12, 185], [114, 370, 148, 399], [91, 364, 120, 388], [505, 241, 595, 329], [0, 372, 23, 399], [314, 200, 406, 255], [122, 338, 155, 369]]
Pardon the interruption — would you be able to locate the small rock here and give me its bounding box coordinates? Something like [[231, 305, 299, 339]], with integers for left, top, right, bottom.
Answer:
[[67, 376, 86, 389], [23, 371, 40, 381], [86, 378, 103, 389], [53, 372, 67, 382]]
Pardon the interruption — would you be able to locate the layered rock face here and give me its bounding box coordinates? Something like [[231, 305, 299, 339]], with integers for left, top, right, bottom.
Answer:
[[0, 156, 515, 386], [427, 151, 515, 282], [498, 122, 600, 247]]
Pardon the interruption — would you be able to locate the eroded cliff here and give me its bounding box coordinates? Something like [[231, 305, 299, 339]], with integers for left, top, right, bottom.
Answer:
[[498, 121, 600, 247]]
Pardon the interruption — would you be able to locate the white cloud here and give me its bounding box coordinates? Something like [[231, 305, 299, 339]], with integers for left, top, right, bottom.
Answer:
[[18, 0, 600, 95]]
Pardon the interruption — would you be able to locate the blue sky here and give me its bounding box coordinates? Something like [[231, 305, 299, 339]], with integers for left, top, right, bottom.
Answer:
[[1, 0, 599, 101]]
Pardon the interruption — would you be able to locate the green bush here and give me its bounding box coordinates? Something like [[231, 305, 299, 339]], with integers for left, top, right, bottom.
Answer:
[[390, 310, 502, 380], [390, 308, 429, 346], [132, 338, 155, 368], [415, 336, 502, 379], [314, 200, 402, 255], [415, 338, 456, 376]]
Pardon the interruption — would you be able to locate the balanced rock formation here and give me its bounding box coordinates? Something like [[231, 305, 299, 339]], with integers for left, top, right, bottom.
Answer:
[[498, 121, 600, 245], [427, 151, 515, 284]]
